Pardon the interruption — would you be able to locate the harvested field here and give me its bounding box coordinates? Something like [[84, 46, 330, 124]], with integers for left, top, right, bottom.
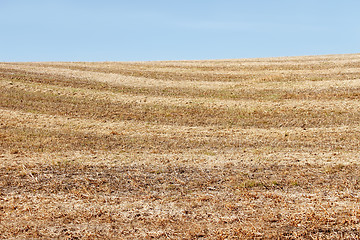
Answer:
[[1, 53, 360, 239]]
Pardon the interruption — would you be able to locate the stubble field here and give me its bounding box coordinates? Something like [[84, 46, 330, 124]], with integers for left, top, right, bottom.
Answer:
[[1, 54, 360, 239]]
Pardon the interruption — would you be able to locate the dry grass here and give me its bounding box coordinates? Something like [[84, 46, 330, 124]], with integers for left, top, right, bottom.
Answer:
[[1, 54, 360, 239]]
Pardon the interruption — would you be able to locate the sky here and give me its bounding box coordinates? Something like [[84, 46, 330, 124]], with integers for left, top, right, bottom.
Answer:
[[0, 0, 359, 62]]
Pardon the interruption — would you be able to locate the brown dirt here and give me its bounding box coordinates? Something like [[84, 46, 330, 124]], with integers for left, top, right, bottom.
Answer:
[[1, 54, 360, 239]]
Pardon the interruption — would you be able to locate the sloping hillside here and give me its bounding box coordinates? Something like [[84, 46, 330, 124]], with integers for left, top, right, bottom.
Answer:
[[1, 54, 360, 239]]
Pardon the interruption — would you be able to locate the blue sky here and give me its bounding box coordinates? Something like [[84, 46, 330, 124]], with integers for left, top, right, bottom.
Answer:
[[0, 0, 359, 61]]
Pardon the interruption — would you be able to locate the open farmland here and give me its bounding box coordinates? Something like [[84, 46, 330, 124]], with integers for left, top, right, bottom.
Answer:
[[1, 54, 360, 239]]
